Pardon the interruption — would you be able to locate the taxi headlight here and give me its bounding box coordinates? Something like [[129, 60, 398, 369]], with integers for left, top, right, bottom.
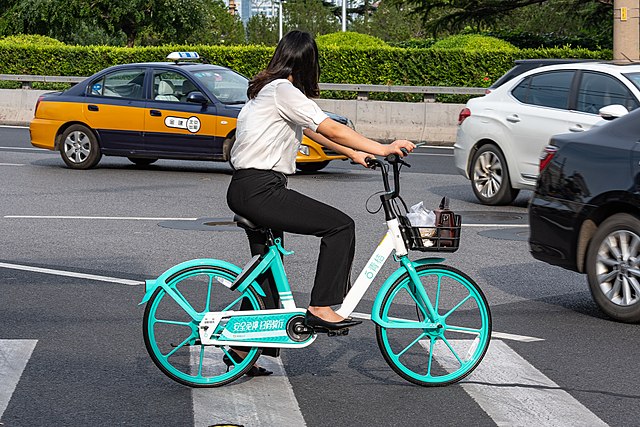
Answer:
[[299, 145, 310, 156]]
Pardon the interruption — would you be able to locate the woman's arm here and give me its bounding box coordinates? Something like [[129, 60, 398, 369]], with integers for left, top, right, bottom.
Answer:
[[303, 128, 374, 167], [315, 118, 415, 157]]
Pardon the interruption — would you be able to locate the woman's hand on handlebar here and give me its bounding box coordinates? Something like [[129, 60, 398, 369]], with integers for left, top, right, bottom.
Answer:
[[350, 150, 376, 168], [384, 140, 415, 157]]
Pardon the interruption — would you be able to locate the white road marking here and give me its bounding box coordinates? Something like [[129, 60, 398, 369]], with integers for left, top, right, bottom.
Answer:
[[350, 312, 543, 342], [4, 215, 198, 221], [463, 223, 528, 228], [191, 350, 305, 427], [0, 163, 24, 166], [409, 152, 453, 157], [0, 147, 46, 151], [0, 339, 38, 419], [3, 216, 527, 229], [433, 340, 608, 427], [0, 262, 143, 286]]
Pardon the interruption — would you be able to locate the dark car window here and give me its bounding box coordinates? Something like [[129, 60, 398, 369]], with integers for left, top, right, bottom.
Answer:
[[152, 70, 197, 103], [577, 72, 639, 113], [89, 68, 145, 100], [511, 71, 574, 109]]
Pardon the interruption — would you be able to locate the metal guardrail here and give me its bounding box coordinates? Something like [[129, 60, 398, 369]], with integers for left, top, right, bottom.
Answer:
[[0, 74, 486, 102]]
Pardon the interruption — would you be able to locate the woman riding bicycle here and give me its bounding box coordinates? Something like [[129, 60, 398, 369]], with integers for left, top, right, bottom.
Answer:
[[226, 30, 415, 373]]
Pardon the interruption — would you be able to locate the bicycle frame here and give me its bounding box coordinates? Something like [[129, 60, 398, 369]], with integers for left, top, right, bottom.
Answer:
[[191, 215, 445, 347]]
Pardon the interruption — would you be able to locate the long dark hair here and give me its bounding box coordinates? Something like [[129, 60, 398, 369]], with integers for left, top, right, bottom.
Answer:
[[247, 30, 320, 99]]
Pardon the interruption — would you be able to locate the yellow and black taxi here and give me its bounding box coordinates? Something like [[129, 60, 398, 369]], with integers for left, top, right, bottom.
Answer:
[[30, 52, 350, 171]]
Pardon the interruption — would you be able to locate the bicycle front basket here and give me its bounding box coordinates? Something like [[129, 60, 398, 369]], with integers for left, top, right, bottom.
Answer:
[[400, 214, 462, 252]]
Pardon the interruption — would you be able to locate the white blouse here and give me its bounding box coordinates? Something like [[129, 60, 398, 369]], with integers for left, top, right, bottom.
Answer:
[[230, 79, 329, 175]]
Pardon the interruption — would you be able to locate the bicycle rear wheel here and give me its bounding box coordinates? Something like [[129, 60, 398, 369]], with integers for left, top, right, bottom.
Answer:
[[376, 264, 491, 386], [143, 265, 265, 387]]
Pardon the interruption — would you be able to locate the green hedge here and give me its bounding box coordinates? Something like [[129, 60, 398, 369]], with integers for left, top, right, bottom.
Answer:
[[0, 42, 611, 102]]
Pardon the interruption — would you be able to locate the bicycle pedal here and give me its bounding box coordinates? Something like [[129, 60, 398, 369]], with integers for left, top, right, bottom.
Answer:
[[326, 328, 349, 337]]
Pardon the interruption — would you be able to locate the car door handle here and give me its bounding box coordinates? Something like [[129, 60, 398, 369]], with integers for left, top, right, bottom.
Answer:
[[569, 124, 585, 132], [506, 115, 520, 123], [87, 104, 99, 112], [149, 110, 162, 117]]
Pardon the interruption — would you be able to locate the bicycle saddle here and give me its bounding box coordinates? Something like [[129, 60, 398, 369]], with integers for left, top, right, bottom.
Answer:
[[233, 214, 267, 232]]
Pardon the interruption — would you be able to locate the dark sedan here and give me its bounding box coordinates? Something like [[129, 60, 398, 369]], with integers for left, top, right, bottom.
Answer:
[[529, 108, 640, 322]]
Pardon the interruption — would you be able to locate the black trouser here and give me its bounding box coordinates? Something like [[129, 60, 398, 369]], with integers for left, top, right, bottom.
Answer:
[[227, 168, 356, 307]]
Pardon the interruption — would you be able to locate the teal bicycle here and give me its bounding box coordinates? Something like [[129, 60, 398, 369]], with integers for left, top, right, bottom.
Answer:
[[141, 153, 491, 387]]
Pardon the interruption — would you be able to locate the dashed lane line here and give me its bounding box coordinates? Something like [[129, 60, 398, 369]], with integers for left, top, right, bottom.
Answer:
[[3, 215, 528, 228], [0, 262, 143, 286]]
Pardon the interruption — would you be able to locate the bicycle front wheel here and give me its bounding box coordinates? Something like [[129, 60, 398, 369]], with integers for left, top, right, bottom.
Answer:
[[376, 264, 491, 386], [143, 265, 265, 387]]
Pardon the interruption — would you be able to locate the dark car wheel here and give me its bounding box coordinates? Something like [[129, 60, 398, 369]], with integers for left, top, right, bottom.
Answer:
[[470, 144, 519, 205], [128, 157, 158, 166], [586, 213, 640, 323], [59, 124, 102, 169], [296, 161, 330, 172]]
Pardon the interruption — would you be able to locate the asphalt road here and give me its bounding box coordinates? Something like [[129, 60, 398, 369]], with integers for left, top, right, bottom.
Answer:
[[1, 126, 638, 427]]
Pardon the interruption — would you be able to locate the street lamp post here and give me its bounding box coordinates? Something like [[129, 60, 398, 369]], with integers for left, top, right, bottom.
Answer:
[[279, 1, 284, 40], [342, 0, 347, 32]]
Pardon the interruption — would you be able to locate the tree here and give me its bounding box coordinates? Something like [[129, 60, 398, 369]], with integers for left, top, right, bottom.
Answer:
[[0, 0, 224, 47], [246, 13, 279, 45], [283, 0, 340, 36], [388, 0, 613, 35], [351, 1, 425, 42]]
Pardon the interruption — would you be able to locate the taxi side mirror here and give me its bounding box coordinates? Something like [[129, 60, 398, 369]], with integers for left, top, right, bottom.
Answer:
[[187, 92, 208, 105]]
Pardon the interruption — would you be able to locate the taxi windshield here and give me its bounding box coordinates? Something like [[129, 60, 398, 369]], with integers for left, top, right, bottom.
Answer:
[[191, 68, 248, 104]]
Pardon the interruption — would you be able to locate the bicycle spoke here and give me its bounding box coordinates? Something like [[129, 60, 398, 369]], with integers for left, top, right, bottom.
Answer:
[[172, 287, 199, 319], [441, 336, 464, 367], [222, 294, 245, 312], [445, 325, 482, 335], [165, 335, 192, 359], [205, 274, 213, 312], [197, 345, 205, 377], [155, 319, 192, 327], [396, 332, 428, 358], [443, 294, 472, 320], [426, 336, 436, 377]]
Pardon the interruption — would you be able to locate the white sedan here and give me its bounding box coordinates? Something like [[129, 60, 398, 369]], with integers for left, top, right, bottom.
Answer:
[[454, 61, 640, 205]]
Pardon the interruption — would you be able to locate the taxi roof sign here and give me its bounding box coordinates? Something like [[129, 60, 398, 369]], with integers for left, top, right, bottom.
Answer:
[[166, 52, 200, 62]]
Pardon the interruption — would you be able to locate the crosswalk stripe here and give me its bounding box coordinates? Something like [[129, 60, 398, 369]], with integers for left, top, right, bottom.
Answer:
[[191, 350, 306, 427], [433, 340, 608, 426], [0, 339, 38, 419]]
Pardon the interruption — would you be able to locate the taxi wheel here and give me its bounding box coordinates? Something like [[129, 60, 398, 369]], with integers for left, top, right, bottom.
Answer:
[[296, 161, 329, 172], [128, 157, 158, 167], [59, 125, 102, 170]]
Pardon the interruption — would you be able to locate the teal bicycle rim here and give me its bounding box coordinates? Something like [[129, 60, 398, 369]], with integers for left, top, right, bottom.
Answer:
[[376, 265, 491, 386], [143, 267, 263, 386]]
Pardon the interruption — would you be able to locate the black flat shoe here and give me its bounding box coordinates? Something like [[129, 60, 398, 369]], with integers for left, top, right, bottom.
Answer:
[[304, 311, 362, 332], [222, 349, 273, 376]]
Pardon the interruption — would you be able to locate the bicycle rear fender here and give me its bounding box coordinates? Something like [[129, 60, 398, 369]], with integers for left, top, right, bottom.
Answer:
[[139, 258, 266, 306], [370, 257, 444, 325]]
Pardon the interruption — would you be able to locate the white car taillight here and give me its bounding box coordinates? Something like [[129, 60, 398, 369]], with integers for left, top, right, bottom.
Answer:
[[458, 108, 471, 125]]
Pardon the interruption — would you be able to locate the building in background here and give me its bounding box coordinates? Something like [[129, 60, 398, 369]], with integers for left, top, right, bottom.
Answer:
[[222, 1, 364, 23]]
